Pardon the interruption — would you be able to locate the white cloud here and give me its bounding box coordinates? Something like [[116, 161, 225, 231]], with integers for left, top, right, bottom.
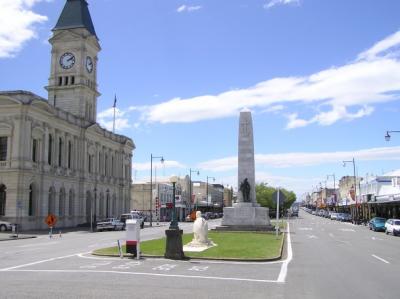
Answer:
[[97, 107, 130, 131], [0, 0, 49, 58], [286, 105, 374, 129], [261, 104, 285, 114], [198, 146, 400, 171], [264, 0, 300, 9], [132, 160, 186, 172], [137, 30, 400, 129], [177, 5, 202, 13], [358, 30, 400, 61]]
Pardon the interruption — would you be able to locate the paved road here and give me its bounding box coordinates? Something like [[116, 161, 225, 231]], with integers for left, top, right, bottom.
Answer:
[[0, 213, 398, 299]]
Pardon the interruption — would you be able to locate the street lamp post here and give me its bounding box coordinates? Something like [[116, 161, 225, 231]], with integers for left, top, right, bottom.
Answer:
[[189, 168, 199, 211], [385, 130, 400, 141], [150, 154, 164, 227], [343, 158, 357, 223], [206, 176, 215, 212], [164, 176, 184, 260], [170, 176, 178, 229]]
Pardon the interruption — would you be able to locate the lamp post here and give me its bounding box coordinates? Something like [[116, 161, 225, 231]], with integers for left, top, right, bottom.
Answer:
[[164, 176, 184, 260], [189, 168, 199, 211], [327, 174, 336, 210], [385, 130, 400, 141], [150, 154, 164, 227], [343, 158, 357, 223], [206, 176, 215, 212], [170, 176, 178, 229]]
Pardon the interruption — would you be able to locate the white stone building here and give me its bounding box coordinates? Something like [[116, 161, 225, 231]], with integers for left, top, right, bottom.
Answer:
[[0, 0, 135, 230]]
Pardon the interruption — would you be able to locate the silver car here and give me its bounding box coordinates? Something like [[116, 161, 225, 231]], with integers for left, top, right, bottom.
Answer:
[[0, 220, 12, 232]]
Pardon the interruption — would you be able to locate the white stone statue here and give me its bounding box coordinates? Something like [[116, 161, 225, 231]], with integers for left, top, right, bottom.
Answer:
[[193, 211, 209, 245]]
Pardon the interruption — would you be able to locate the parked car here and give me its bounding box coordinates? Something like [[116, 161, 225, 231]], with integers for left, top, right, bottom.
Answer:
[[385, 219, 400, 236], [369, 217, 387, 232], [0, 220, 12, 232], [330, 213, 338, 220], [120, 211, 145, 229], [341, 213, 352, 222], [337, 213, 345, 221], [96, 218, 124, 231]]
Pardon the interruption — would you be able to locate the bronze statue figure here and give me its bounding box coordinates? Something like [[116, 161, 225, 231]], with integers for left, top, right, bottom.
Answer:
[[240, 178, 251, 202]]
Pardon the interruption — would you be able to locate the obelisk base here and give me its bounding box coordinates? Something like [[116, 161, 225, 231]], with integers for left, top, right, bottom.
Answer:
[[215, 205, 274, 232]]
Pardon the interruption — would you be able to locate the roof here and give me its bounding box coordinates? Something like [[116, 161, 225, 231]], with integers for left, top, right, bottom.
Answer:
[[53, 0, 97, 38]]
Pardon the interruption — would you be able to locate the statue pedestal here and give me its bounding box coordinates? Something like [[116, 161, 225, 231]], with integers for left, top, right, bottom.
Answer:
[[216, 205, 273, 231]]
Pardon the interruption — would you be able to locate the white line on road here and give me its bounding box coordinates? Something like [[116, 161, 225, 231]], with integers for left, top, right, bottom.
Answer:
[[0, 252, 90, 271], [6, 269, 276, 283], [277, 222, 292, 283], [372, 255, 390, 264]]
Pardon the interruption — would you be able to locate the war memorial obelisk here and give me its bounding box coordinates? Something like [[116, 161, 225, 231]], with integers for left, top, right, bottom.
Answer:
[[220, 109, 271, 230]]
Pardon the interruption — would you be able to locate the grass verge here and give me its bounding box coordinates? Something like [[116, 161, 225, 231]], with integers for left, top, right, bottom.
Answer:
[[94, 231, 284, 260]]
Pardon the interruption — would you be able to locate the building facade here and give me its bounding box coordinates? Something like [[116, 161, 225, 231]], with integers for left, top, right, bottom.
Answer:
[[131, 176, 191, 222], [0, 0, 134, 230]]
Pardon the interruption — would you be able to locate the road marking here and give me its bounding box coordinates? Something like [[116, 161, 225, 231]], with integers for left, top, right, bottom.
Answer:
[[371, 237, 383, 241], [339, 228, 355, 232], [152, 264, 177, 271], [372, 255, 390, 264], [0, 253, 82, 271], [307, 235, 317, 239], [298, 227, 313, 231], [277, 222, 292, 283], [329, 233, 334, 238], [6, 269, 276, 283], [188, 266, 209, 272]]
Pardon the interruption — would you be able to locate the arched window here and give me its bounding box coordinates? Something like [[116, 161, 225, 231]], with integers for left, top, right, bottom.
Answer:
[[59, 188, 65, 217], [86, 191, 92, 222], [0, 184, 6, 216], [68, 141, 72, 169], [99, 192, 104, 217], [48, 134, 53, 165], [48, 187, 55, 215], [68, 189, 74, 216], [28, 184, 35, 216], [58, 138, 63, 167], [112, 194, 116, 217], [106, 191, 110, 218]]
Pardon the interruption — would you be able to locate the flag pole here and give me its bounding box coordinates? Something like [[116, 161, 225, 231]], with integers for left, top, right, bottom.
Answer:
[[113, 94, 116, 133]]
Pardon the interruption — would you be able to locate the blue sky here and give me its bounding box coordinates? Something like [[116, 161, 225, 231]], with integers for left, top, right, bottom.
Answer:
[[1, 0, 400, 198]]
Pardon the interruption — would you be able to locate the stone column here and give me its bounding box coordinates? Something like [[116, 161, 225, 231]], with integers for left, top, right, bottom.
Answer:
[[237, 110, 257, 206]]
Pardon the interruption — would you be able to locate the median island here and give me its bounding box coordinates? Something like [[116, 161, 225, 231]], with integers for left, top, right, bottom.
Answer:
[[93, 230, 285, 261]]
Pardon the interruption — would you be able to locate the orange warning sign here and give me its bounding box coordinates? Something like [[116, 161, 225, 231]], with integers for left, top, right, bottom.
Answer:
[[45, 214, 57, 227]]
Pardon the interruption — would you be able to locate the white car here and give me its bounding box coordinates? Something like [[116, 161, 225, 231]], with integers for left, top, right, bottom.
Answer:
[[385, 219, 400, 236], [0, 220, 12, 232], [96, 218, 124, 231]]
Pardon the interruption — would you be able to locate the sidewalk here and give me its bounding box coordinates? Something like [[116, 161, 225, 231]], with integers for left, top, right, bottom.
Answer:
[[0, 233, 37, 241]]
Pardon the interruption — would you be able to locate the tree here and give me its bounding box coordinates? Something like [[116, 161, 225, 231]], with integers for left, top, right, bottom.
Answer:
[[256, 182, 296, 211]]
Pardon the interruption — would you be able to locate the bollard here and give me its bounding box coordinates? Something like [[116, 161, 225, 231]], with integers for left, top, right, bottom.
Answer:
[[59, 230, 62, 238]]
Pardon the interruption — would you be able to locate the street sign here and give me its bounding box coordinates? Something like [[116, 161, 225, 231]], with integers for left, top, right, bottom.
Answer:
[[45, 214, 57, 227], [272, 190, 286, 205]]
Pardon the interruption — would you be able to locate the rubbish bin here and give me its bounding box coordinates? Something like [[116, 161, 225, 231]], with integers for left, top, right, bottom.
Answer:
[[125, 219, 140, 259]]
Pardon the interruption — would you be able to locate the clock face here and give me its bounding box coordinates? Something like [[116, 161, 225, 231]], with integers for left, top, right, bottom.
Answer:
[[59, 52, 75, 69], [86, 56, 93, 73]]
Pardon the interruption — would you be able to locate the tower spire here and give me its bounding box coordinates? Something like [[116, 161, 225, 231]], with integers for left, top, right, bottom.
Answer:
[[53, 0, 97, 38]]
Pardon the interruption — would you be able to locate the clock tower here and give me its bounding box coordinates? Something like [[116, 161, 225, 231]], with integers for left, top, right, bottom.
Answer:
[[46, 0, 100, 122]]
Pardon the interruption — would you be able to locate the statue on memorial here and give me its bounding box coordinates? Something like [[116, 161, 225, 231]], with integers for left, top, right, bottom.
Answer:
[[240, 178, 251, 202]]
